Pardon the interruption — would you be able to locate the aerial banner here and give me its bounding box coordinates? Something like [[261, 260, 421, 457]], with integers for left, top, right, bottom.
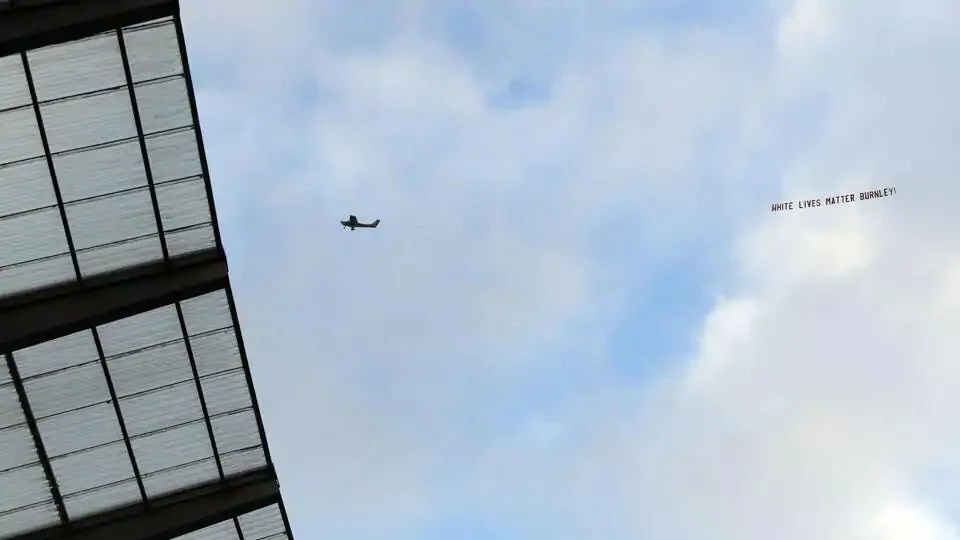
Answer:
[[771, 187, 897, 212]]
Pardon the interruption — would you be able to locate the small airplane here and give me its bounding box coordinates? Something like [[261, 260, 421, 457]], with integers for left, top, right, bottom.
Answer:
[[341, 215, 381, 231]]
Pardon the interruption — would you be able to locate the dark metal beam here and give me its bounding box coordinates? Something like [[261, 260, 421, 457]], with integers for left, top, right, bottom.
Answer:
[[175, 301, 225, 480], [224, 283, 274, 469], [0, 250, 227, 353], [0, 0, 176, 57], [173, 11, 224, 255], [5, 352, 69, 525], [92, 327, 148, 504], [116, 27, 170, 262], [21, 50, 82, 281], [16, 467, 280, 540], [278, 499, 295, 538], [233, 517, 245, 540]]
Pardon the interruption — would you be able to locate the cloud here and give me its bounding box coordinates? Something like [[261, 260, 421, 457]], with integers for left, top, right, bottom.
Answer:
[[179, 0, 960, 538]]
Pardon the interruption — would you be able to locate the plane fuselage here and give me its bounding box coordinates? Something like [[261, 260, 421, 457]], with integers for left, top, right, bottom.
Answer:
[[341, 217, 379, 230]]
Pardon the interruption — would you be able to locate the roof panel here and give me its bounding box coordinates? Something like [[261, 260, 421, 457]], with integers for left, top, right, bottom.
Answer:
[[0, 423, 37, 471], [0, 207, 68, 267], [127, 16, 177, 30], [98, 304, 182, 356], [191, 329, 243, 377], [221, 446, 267, 477], [36, 402, 122, 457], [0, 254, 75, 298], [54, 139, 146, 202], [135, 76, 192, 134], [23, 361, 109, 419], [142, 458, 219, 498], [157, 176, 211, 231], [201, 370, 253, 417], [145, 127, 201, 182], [211, 409, 260, 456], [238, 504, 285, 540], [50, 441, 135, 495], [123, 21, 182, 82], [131, 421, 213, 475], [0, 158, 54, 216], [167, 223, 216, 257], [16, 330, 98, 379], [64, 186, 159, 250], [0, 105, 41, 165], [63, 478, 141, 520], [40, 88, 136, 154], [76, 234, 164, 277], [176, 520, 239, 540], [27, 33, 125, 102], [0, 54, 30, 110], [0, 381, 24, 428], [107, 340, 193, 397], [119, 382, 203, 437], [0, 465, 53, 514], [0, 499, 60, 538], [181, 290, 233, 336]]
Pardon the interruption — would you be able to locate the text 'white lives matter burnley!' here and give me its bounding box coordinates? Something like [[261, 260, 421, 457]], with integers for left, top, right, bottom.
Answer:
[[770, 187, 897, 212]]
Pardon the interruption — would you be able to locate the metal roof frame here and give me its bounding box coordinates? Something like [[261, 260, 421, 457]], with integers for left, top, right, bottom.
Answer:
[[18, 468, 281, 540], [0, 2, 293, 538], [0, 0, 176, 58]]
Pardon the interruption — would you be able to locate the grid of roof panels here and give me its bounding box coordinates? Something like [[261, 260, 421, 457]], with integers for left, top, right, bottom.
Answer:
[[0, 9, 292, 539], [0, 16, 218, 300], [0, 289, 269, 536], [176, 504, 288, 540]]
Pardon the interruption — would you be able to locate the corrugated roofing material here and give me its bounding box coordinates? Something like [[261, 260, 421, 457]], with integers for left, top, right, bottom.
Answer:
[[177, 504, 289, 540], [0, 359, 60, 536], [0, 17, 216, 299], [0, 11, 290, 537], [0, 290, 269, 533]]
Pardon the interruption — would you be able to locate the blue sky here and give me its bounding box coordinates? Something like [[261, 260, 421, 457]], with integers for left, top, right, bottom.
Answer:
[[180, 1, 960, 539]]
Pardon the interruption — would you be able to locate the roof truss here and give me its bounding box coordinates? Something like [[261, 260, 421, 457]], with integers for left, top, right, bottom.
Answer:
[[17, 468, 280, 540]]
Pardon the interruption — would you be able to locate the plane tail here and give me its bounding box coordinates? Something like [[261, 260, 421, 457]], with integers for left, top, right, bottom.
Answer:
[[372, 219, 381, 228]]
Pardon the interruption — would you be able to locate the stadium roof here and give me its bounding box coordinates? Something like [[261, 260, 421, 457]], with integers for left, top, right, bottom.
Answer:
[[0, 2, 293, 539]]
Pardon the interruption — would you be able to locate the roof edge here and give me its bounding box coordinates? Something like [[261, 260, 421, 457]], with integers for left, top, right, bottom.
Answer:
[[13, 467, 279, 540], [0, 0, 177, 57]]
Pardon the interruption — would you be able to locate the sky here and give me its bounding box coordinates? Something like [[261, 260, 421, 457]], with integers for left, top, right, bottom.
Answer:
[[178, 0, 960, 538]]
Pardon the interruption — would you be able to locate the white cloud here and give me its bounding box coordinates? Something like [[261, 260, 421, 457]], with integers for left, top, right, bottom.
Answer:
[[455, 0, 960, 537], [180, 0, 960, 538], [777, 0, 830, 56], [862, 498, 959, 540], [683, 295, 761, 392]]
